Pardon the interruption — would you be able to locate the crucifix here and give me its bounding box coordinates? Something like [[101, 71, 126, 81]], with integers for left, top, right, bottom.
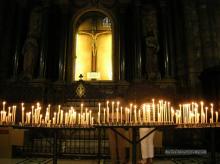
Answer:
[[78, 23, 111, 72]]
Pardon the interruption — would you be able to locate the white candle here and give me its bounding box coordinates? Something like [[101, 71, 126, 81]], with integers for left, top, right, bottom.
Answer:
[[120, 107, 123, 124], [171, 107, 174, 123], [138, 109, 141, 123], [205, 107, 208, 123], [98, 103, 101, 124], [89, 110, 92, 125], [107, 101, 109, 123], [130, 104, 133, 123], [85, 108, 88, 124], [112, 101, 114, 123], [60, 110, 63, 124], [116, 106, 119, 123], [54, 112, 57, 125], [200, 101, 204, 123], [211, 103, 213, 123], [216, 111, 218, 123], [152, 99, 155, 122], [134, 105, 137, 123], [143, 104, 146, 123], [78, 113, 81, 124], [22, 107, 25, 124], [81, 103, 83, 119], [57, 105, 61, 124], [167, 102, 170, 123], [3, 101, 6, 111], [116, 101, 119, 123], [103, 108, 106, 124]]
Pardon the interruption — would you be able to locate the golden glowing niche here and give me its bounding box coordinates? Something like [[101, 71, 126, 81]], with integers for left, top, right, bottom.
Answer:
[[75, 32, 112, 81]]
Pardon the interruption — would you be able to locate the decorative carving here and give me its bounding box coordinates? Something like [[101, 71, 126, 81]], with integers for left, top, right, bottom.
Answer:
[[76, 83, 86, 98]]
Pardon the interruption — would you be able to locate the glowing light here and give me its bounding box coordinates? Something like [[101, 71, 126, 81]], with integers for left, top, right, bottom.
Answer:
[[75, 33, 112, 80]]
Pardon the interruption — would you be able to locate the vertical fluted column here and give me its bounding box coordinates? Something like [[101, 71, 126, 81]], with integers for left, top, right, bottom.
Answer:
[[12, 2, 27, 79], [119, 7, 126, 81], [133, 0, 142, 80], [197, 0, 214, 68], [58, 9, 68, 81], [0, 1, 16, 79], [159, 0, 174, 78], [38, 2, 49, 79]]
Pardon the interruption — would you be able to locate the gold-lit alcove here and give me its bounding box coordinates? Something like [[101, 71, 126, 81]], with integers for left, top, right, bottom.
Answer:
[[74, 12, 113, 81]]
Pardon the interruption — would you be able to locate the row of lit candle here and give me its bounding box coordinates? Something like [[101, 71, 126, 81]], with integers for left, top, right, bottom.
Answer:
[[0, 101, 16, 124], [0, 100, 219, 126]]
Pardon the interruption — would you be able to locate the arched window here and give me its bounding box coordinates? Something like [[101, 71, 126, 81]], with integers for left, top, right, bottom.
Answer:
[[74, 12, 113, 81]]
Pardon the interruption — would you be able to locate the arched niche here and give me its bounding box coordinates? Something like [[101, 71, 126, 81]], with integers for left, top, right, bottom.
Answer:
[[71, 11, 115, 81]]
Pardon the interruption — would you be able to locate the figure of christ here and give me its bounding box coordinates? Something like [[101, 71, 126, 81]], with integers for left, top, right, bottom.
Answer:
[[78, 30, 111, 72]]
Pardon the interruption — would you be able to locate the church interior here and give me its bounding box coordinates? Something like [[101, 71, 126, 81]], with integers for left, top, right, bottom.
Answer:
[[1, 0, 220, 163]]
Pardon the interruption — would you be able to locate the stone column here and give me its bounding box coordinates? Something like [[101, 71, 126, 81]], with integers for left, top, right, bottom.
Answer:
[[159, 0, 175, 78], [58, 9, 68, 81], [0, 1, 16, 79], [212, 1, 220, 64], [38, 2, 50, 79], [119, 7, 126, 81], [12, 2, 27, 79], [197, 0, 214, 68], [133, 0, 142, 80], [172, 0, 187, 86], [182, 0, 202, 94]]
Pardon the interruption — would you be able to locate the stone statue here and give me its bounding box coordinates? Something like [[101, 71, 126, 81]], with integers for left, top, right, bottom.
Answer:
[[145, 30, 160, 80], [143, 8, 161, 80], [21, 7, 42, 80], [22, 37, 39, 79]]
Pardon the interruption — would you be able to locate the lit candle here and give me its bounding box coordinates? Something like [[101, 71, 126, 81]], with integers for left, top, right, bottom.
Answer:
[[85, 108, 88, 124], [120, 107, 123, 124], [167, 102, 170, 123], [164, 101, 167, 122], [200, 101, 204, 123], [125, 107, 128, 123], [60, 110, 63, 124], [158, 112, 161, 123], [171, 107, 174, 123], [134, 105, 137, 123], [152, 99, 155, 122], [116, 106, 119, 123], [138, 109, 141, 123], [112, 101, 114, 123], [116, 101, 119, 123], [130, 103, 133, 123], [89, 110, 92, 125], [78, 113, 81, 124], [107, 101, 109, 123], [143, 104, 146, 123], [57, 105, 61, 124], [13, 106, 16, 123], [216, 111, 218, 123], [146, 104, 150, 122], [98, 103, 101, 124], [54, 112, 57, 125], [3, 101, 6, 111], [205, 107, 208, 123], [81, 103, 83, 119], [103, 108, 106, 124], [22, 107, 25, 124], [40, 114, 42, 124], [210, 103, 213, 123]]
